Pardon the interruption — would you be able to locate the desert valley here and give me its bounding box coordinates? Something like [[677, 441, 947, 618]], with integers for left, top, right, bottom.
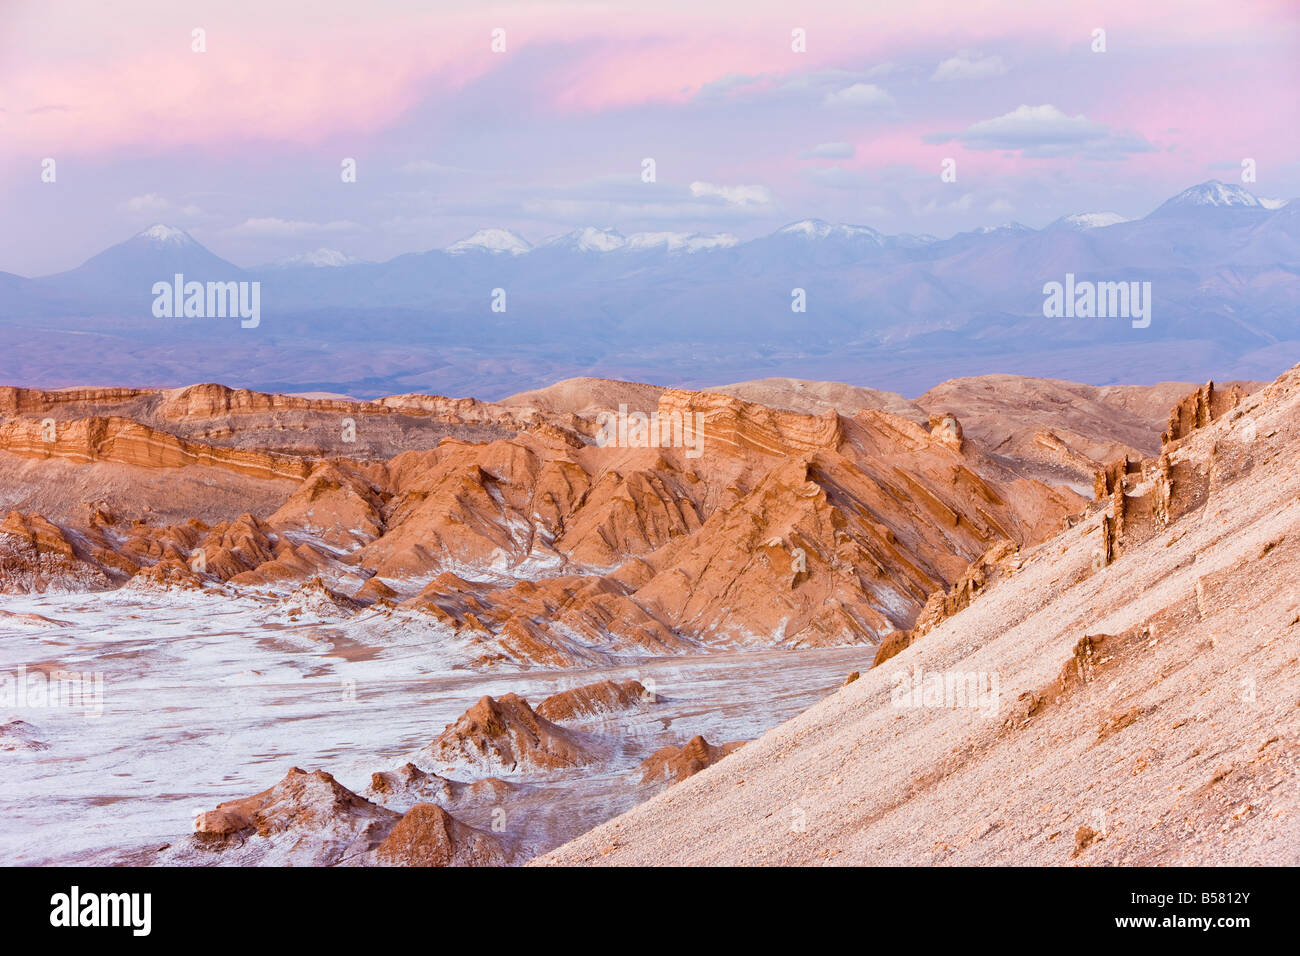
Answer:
[[2, 365, 1294, 866]]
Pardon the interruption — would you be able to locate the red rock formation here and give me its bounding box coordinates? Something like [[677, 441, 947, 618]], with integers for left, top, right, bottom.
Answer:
[[0, 416, 318, 482], [536, 679, 653, 722], [186, 767, 508, 866], [192, 768, 399, 864], [879, 376, 1268, 668], [927, 412, 964, 452], [0, 511, 112, 592], [365, 762, 515, 809], [539, 363, 1300, 868], [638, 735, 745, 785], [874, 539, 1021, 667], [1090, 381, 1242, 568], [1162, 380, 1245, 447], [374, 803, 509, 867], [418, 694, 594, 775], [0, 376, 1088, 661], [269, 462, 386, 549]]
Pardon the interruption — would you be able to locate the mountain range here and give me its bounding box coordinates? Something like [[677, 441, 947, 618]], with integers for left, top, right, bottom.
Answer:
[[2, 181, 1297, 399]]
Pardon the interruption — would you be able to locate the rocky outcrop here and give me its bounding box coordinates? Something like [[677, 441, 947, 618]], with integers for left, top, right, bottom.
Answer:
[[158, 383, 376, 421], [638, 735, 745, 785], [914, 376, 1242, 490], [927, 413, 964, 452], [190, 768, 400, 865], [1162, 380, 1245, 447], [1091, 381, 1241, 568], [0, 511, 112, 592], [0, 416, 317, 482], [873, 539, 1021, 667], [879, 377, 1262, 668], [365, 762, 514, 809], [268, 463, 386, 549], [374, 803, 509, 867], [0, 718, 47, 752], [655, 388, 843, 457], [536, 679, 653, 723], [540, 362, 1300, 868], [270, 577, 363, 619], [0, 375, 1086, 663], [0, 386, 151, 416], [184, 767, 508, 866], [417, 694, 594, 776]]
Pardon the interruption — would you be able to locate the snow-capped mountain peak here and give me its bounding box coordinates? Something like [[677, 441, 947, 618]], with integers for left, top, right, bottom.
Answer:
[[973, 221, 1032, 234], [136, 224, 196, 246], [541, 227, 627, 253], [623, 231, 740, 253], [446, 228, 532, 255], [1151, 180, 1264, 216], [265, 248, 360, 269], [1056, 212, 1130, 230], [777, 220, 884, 243]]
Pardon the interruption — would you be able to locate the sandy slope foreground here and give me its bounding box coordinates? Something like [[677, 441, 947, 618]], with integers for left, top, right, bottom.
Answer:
[[538, 366, 1300, 866]]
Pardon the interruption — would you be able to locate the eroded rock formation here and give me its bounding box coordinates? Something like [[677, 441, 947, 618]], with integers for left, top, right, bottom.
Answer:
[[536, 679, 653, 723], [0, 378, 1087, 665], [418, 694, 594, 776], [638, 735, 745, 785]]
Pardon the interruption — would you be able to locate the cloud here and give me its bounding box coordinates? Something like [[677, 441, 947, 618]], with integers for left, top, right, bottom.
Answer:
[[439, 176, 777, 227], [929, 104, 1155, 159], [122, 193, 202, 217], [931, 52, 1008, 81], [823, 83, 893, 109], [225, 218, 361, 238], [695, 66, 893, 105], [694, 71, 776, 100], [802, 142, 855, 159], [689, 182, 773, 205], [918, 192, 976, 215], [518, 197, 767, 223]]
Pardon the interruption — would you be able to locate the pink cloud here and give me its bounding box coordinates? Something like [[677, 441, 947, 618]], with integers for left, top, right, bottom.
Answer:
[[2, 0, 1295, 157]]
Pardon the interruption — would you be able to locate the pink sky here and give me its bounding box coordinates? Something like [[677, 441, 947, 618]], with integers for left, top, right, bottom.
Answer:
[[2, 0, 1297, 273]]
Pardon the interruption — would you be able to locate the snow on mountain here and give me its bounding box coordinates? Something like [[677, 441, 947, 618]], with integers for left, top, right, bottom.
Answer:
[[136, 224, 199, 246], [446, 229, 533, 255], [623, 231, 740, 253], [264, 248, 362, 269], [43, 223, 244, 297], [1149, 180, 1265, 216], [1053, 212, 1130, 230], [777, 219, 885, 243], [540, 227, 628, 253], [965, 222, 1033, 236], [1260, 197, 1290, 210]]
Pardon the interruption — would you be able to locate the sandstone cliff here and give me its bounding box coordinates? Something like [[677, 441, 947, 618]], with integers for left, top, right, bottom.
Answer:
[[0, 377, 1089, 667]]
